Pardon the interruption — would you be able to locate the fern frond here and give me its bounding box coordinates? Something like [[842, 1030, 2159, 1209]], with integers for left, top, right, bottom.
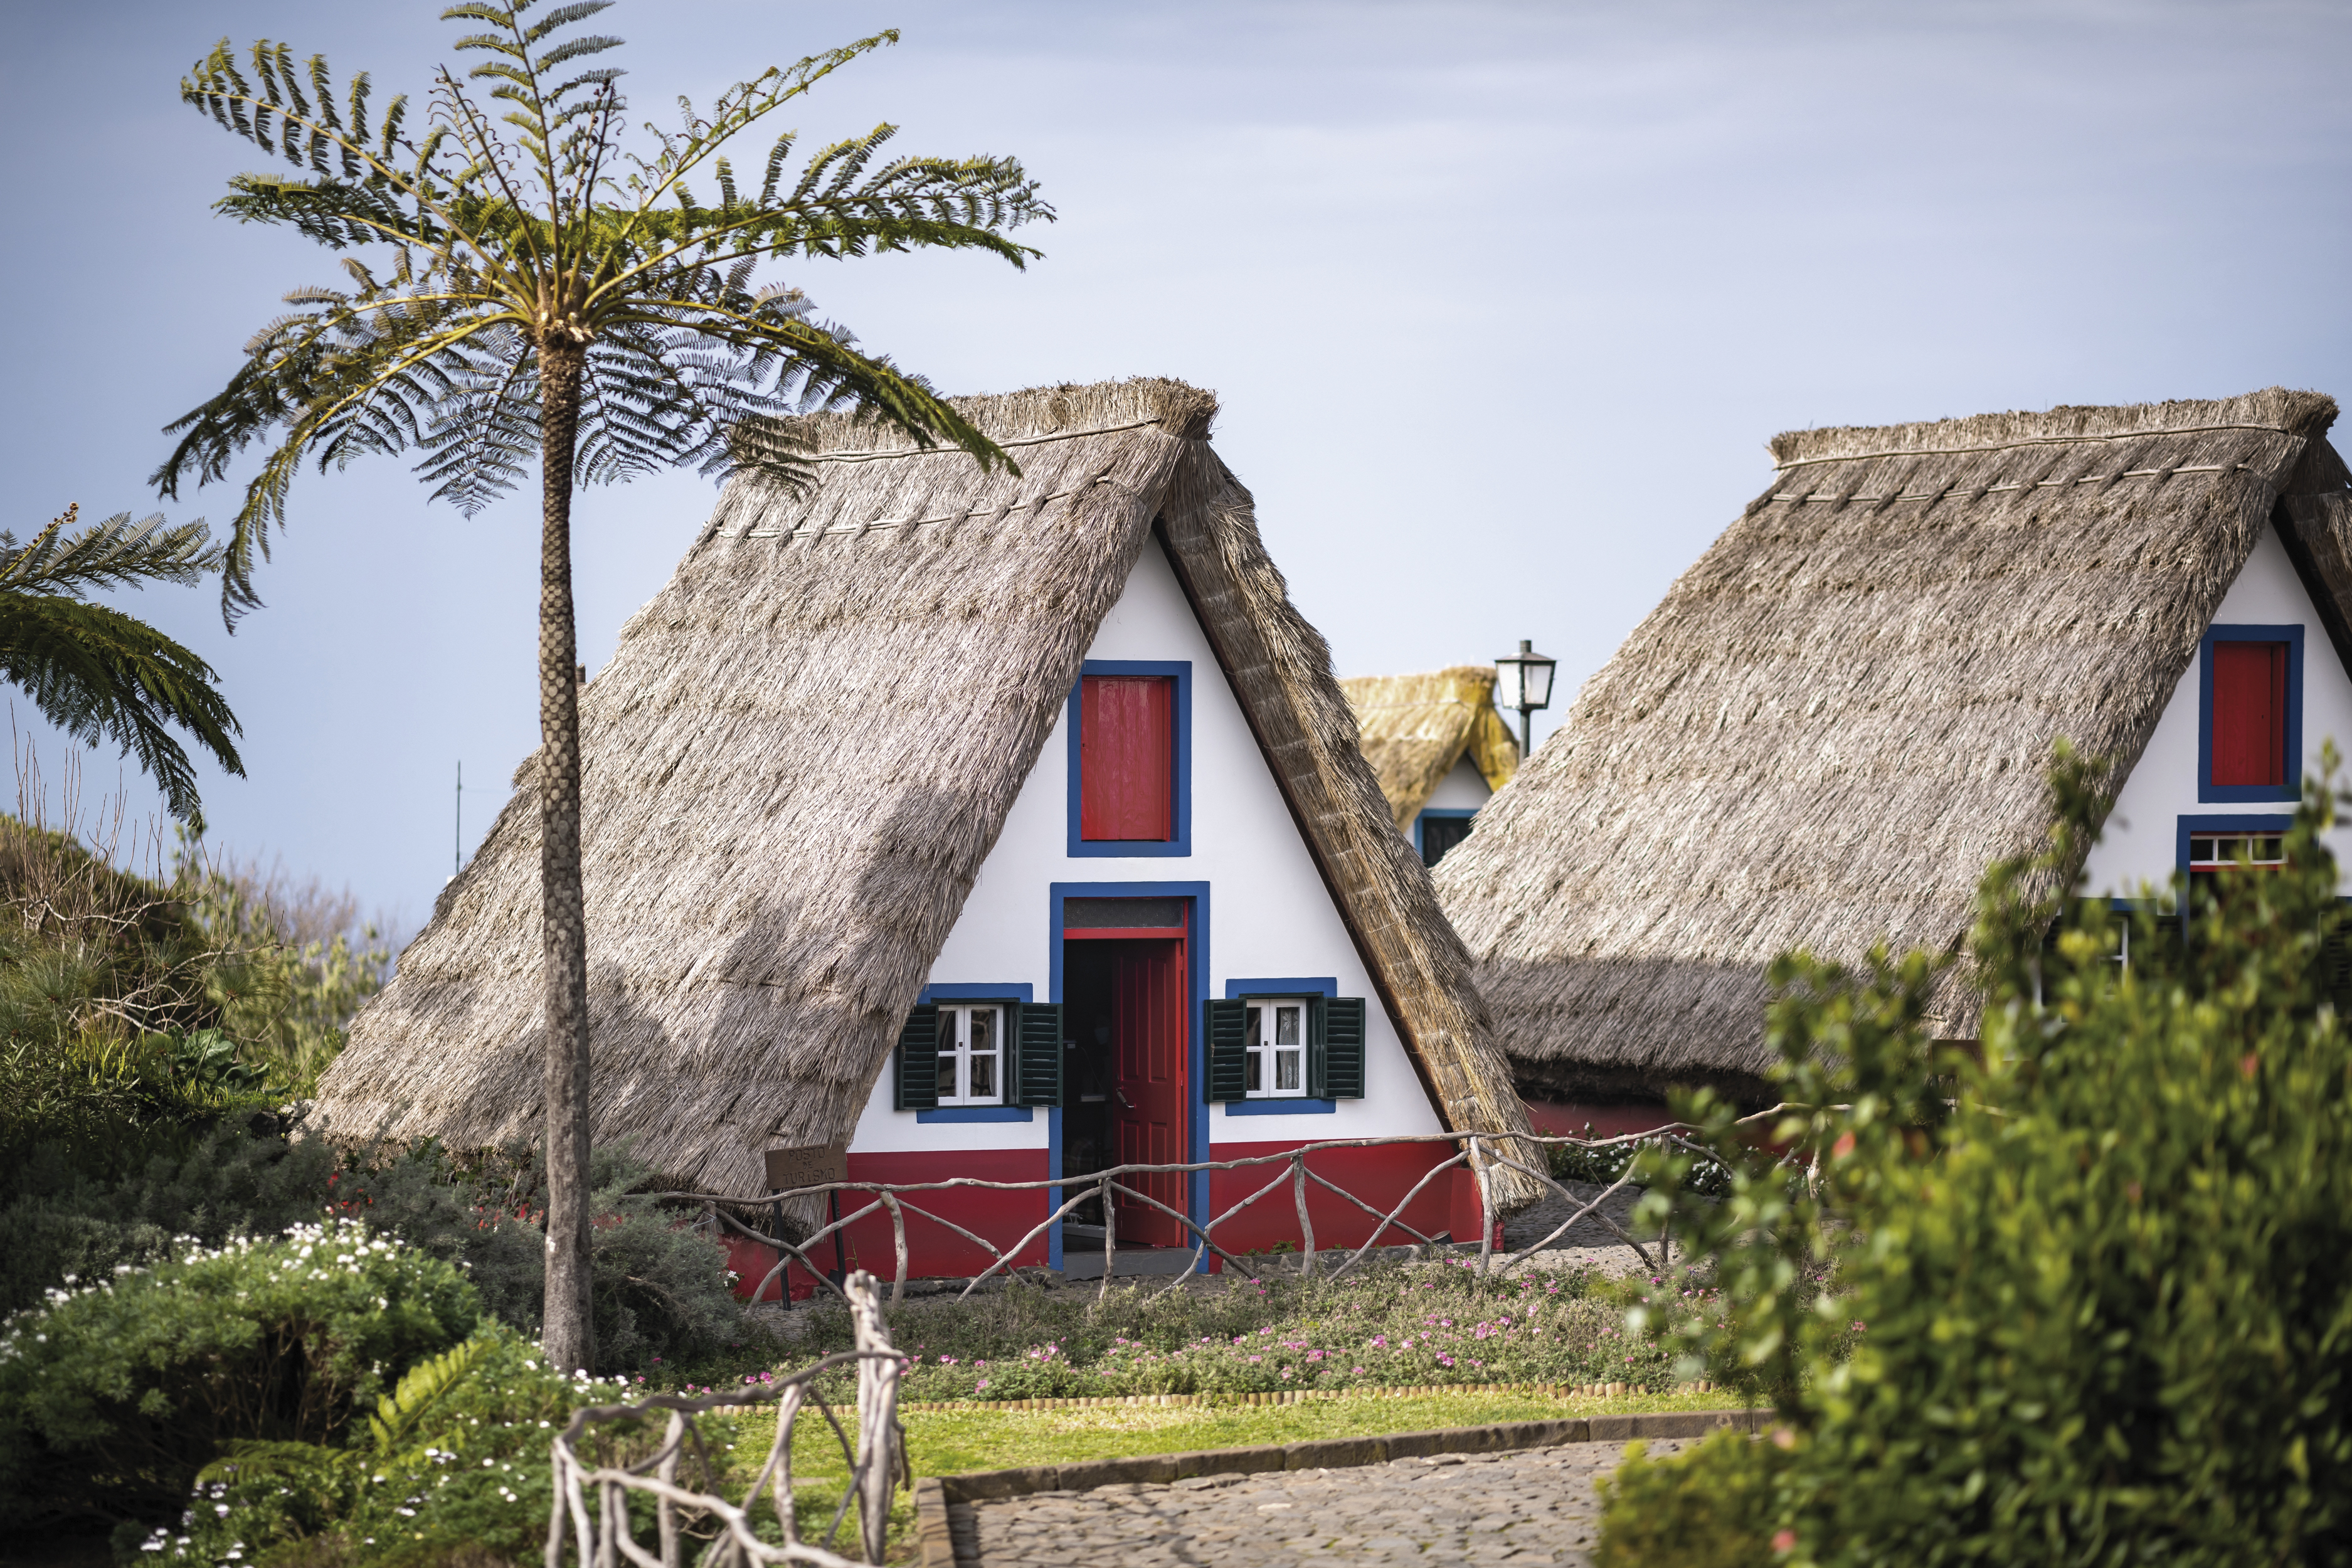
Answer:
[[368, 1332, 497, 1453]]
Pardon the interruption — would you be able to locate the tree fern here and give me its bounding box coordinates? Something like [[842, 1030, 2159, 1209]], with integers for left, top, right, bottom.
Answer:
[[153, 0, 1051, 1372], [0, 505, 243, 821]]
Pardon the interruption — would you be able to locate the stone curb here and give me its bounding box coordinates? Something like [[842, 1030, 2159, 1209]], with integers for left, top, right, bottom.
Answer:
[[913, 1409, 1761, 1566]]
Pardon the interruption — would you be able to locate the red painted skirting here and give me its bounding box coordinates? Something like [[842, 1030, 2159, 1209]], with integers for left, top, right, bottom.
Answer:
[[726, 1148, 1052, 1301], [1204, 1140, 1477, 1261]]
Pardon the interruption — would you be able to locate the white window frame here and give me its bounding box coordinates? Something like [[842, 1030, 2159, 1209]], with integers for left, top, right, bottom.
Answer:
[[1243, 997, 1310, 1099], [2188, 830, 2286, 872], [935, 1004, 1005, 1106]]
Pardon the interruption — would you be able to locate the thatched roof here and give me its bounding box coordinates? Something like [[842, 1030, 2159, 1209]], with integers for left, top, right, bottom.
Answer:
[[1436, 388, 2351, 1105], [315, 378, 1537, 1204], [1340, 667, 1520, 832]]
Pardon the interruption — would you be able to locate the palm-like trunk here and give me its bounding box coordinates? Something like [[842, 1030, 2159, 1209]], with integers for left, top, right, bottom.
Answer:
[[537, 340, 595, 1374]]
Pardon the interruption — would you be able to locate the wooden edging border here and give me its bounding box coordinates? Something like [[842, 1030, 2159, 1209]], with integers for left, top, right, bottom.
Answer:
[[911, 1409, 1762, 1567]]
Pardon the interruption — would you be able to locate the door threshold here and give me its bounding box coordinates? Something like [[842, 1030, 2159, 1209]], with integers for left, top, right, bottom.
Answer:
[[1059, 1246, 1200, 1279]]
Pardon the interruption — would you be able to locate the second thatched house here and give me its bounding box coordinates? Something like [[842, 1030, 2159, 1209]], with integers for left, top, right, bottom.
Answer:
[[315, 378, 1535, 1288], [1340, 667, 1519, 867], [1436, 388, 2352, 1130]]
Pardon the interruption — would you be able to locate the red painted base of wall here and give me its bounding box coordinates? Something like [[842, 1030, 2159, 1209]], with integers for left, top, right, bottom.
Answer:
[[1204, 1141, 1487, 1263], [1523, 1100, 1679, 1140], [726, 1149, 1052, 1301]]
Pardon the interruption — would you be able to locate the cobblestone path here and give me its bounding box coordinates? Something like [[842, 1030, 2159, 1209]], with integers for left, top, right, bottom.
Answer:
[[946, 1439, 1685, 1565]]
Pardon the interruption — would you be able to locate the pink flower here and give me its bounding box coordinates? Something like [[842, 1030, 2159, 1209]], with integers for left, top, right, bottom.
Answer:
[[1248, 1355, 1263, 1364], [1280, 1369, 1294, 1380], [1772, 1530, 1798, 1553], [1352, 1367, 1366, 1375]]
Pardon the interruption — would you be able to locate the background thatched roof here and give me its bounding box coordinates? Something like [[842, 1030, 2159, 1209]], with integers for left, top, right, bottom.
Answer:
[[1437, 388, 2349, 1105], [315, 378, 1537, 1202], [1340, 667, 1520, 832]]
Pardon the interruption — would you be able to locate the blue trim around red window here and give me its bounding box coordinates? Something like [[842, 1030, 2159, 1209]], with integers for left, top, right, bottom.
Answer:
[[1047, 880, 1212, 1272], [2198, 624, 2303, 803], [1067, 660, 1193, 857]]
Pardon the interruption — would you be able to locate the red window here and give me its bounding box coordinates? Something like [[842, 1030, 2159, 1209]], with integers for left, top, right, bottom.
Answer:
[[2211, 641, 2289, 787], [1079, 675, 1173, 840]]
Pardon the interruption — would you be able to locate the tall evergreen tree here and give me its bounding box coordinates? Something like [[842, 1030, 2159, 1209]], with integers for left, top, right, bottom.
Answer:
[[155, 0, 1050, 1371], [0, 506, 243, 822]]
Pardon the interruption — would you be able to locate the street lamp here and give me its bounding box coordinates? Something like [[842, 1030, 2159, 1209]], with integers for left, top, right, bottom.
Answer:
[[1492, 638, 1557, 761]]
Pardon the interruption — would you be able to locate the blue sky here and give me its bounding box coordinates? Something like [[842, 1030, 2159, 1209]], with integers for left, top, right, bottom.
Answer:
[[1, 0, 2346, 934]]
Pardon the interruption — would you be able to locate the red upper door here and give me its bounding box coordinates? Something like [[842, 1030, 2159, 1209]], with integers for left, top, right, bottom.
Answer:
[[2212, 640, 2289, 787], [1111, 937, 1187, 1246], [1080, 675, 1174, 840]]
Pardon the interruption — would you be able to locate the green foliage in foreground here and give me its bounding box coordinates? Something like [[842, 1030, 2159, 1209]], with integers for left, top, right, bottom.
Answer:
[[161, 1323, 663, 1568], [1611, 749, 2352, 1565], [0, 1219, 479, 1533], [792, 1260, 1722, 1402]]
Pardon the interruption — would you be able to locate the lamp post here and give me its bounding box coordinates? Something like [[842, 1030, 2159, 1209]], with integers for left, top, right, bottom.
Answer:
[[1492, 638, 1558, 762]]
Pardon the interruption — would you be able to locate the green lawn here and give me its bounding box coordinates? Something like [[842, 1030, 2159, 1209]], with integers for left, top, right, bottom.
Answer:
[[737, 1384, 1748, 1485]]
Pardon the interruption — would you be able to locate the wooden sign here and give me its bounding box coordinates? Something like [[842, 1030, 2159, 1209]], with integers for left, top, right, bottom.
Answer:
[[763, 1143, 849, 1192]]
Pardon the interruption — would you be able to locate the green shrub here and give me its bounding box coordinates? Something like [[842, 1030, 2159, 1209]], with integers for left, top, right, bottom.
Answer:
[[1619, 748, 2352, 1565], [152, 1325, 671, 1568], [0, 1128, 745, 1374], [0, 1218, 480, 1534], [1596, 1430, 1787, 1568]]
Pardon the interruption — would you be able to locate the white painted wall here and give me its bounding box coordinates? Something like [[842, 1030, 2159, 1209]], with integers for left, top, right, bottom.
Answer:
[[1422, 755, 1493, 812], [2084, 526, 2352, 896], [848, 539, 1444, 1155]]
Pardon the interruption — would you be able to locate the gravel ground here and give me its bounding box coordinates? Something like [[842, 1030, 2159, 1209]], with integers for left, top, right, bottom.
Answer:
[[946, 1438, 1683, 1565]]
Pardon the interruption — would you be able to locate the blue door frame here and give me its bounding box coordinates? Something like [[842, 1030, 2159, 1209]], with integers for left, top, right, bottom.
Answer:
[[1047, 880, 1211, 1272]]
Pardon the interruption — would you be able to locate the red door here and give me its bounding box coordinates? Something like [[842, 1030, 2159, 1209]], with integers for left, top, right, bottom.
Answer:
[[1112, 938, 1188, 1245]]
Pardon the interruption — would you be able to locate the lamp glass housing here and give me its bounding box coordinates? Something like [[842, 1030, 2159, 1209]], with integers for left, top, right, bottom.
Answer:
[[1494, 640, 1558, 712]]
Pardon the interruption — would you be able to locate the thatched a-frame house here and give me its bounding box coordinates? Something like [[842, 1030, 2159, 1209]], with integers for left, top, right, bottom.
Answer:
[[317, 378, 1537, 1282], [1340, 667, 1518, 866], [1436, 388, 2352, 1112]]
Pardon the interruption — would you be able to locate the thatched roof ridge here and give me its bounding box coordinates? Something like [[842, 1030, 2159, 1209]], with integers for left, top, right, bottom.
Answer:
[[1438, 388, 2346, 1105], [1340, 667, 1518, 832], [316, 377, 1537, 1204]]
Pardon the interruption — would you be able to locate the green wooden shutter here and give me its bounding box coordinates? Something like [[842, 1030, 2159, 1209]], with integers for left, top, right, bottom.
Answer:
[[1013, 1002, 1064, 1108], [2324, 904, 2352, 1017], [893, 1002, 940, 1111], [1205, 999, 1248, 1102], [1311, 996, 1367, 1099]]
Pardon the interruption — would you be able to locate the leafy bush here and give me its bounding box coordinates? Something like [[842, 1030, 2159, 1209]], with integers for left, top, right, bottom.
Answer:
[[795, 1259, 1717, 1402], [1616, 750, 2352, 1565], [152, 1325, 672, 1568], [1546, 1128, 1731, 1197], [0, 1219, 480, 1534]]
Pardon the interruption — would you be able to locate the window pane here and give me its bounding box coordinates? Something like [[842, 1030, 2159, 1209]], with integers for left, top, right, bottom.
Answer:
[[970, 1052, 997, 1099], [1066, 897, 1185, 929], [1244, 1050, 1261, 1091], [970, 1009, 995, 1053], [1275, 1005, 1301, 1046], [1246, 1005, 1263, 1044], [936, 1049, 959, 1099], [1276, 1051, 1301, 1091]]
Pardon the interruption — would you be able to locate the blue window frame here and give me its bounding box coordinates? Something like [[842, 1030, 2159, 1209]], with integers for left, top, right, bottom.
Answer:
[[913, 983, 1036, 1123], [1046, 881, 1212, 1271], [1066, 660, 1192, 857], [1219, 975, 1342, 1116], [2198, 623, 2303, 803]]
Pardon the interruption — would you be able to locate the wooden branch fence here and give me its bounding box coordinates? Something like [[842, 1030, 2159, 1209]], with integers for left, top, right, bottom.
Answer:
[[656, 1123, 1764, 1310], [546, 1269, 906, 1568]]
